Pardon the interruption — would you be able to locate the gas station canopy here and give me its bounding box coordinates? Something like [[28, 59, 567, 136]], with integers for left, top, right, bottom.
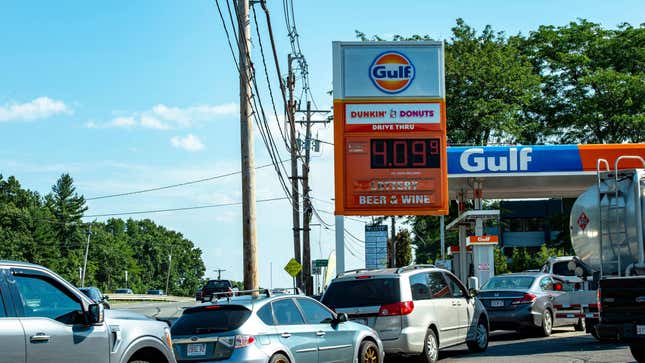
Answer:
[[447, 144, 645, 200]]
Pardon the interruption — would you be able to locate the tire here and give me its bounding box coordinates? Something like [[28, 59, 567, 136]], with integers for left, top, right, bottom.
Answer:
[[422, 328, 439, 363], [590, 328, 602, 341], [574, 318, 585, 332], [631, 344, 645, 363], [467, 319, 489, 352], [269, 353, 290, 363], [359, 340, 380, 363], [540, 309, 553, 337]]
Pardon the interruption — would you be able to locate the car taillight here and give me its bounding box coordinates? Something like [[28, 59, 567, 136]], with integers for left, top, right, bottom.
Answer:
[[379, 301, 414, 316], [597, 288, 602, 314], [511, 293, 537, 305], [234, 335, 255, 348]]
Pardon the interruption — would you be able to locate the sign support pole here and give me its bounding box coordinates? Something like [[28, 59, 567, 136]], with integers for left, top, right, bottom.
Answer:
[[335, 215, 345, 275]]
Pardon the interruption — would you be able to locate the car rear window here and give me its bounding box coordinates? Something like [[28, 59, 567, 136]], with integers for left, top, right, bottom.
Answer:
[[481, 276, 535, 290], [322, 278, 400, 308], [552, 262, 575, 276], [207, 281, 231, 289], [171, 305, 251, 336]]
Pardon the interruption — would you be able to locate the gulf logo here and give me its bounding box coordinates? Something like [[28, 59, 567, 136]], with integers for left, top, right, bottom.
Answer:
[[369, 51, 415, 94]]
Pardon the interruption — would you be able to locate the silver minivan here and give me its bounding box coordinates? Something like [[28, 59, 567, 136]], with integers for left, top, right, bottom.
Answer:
[[321, 265, 489, 363]]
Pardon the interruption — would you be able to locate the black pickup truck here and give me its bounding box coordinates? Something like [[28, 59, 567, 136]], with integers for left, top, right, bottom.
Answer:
[[596, 277, 645, 362]]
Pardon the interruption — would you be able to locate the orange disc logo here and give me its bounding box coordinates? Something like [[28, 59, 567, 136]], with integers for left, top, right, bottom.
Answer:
[[369, 51, 415, 94]]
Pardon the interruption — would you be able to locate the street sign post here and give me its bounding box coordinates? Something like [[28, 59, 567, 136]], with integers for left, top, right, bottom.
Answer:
[[333, 41, 448, 216], [284, 258, 303, 291], [365, 225, 388, 269]]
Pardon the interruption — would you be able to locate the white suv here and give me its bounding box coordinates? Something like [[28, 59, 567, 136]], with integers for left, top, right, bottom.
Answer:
[[321, 265, 489, 363]]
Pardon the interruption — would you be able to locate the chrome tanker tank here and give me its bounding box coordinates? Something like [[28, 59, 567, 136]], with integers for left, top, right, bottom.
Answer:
[[570, 169, 645, 275]]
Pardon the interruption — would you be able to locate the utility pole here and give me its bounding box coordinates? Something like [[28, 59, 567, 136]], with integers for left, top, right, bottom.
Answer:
[[213, 268, 226, 280], [288, 54, 302, 289], [296, 101, 330, 295], [390, 216, 396, 267], [238, 0, 258, 291], [81, 224, 92, 288], [165, 245, 174, 294]]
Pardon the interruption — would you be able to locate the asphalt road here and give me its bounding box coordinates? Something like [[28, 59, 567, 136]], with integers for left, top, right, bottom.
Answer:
[[116, 302, 636, 363], [416, 329, 635, 363]]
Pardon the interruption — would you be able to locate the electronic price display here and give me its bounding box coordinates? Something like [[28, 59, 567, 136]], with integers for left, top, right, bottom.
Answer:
[[333, 42, 448, 216]]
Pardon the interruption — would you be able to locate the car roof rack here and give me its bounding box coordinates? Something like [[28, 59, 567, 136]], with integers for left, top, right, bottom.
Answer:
[[207, 287, 303, 302], [395, 264, 436, 274], [336, 268, 380, 279]]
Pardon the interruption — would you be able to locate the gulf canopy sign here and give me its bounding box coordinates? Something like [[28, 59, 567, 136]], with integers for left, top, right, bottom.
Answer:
[[333, 41, 448, 216]]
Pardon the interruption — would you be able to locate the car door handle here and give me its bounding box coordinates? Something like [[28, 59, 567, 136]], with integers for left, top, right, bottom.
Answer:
[[281, 333, 292, 338], [30, 333, 50, 343], [316, 331, 326, 336]]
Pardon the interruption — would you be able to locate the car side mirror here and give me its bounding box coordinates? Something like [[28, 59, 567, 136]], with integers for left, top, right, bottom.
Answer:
[[103, 295, 110, 301], [87, 303, 105, 325], [334, 312, 348, 324]]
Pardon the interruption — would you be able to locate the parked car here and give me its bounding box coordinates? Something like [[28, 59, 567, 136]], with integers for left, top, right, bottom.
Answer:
[[171, 289, 384, 363], [147, 289, 165, 295], [200, 279, 233, 302], [477, 272, 585, 336], [321, 265, 489, 363], [79, 286, 111, 309], [114, 288, 134, 294], [0, 260, 176, 363]]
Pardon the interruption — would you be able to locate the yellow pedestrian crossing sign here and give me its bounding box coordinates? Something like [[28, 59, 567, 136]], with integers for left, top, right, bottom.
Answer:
[[284, 258, 302, 277]]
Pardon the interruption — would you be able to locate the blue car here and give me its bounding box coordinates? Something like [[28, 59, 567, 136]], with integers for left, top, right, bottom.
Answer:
[[171, 289, 384, 363]]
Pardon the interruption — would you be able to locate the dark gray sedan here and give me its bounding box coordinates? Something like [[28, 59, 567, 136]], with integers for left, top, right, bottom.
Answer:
[[477, 273, 584, 336]]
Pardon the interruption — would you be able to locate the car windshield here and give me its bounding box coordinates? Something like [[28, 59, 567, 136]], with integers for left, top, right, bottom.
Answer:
[[322, 278, 400, 308], [208, 281, 231, 289], [80, 288, 100, 301], [481, 276, 535, 290], [171, 305, 251, 336]]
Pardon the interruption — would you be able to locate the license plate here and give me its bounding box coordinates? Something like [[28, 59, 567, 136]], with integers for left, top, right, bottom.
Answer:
[[491, 300, 505, 307], [187, 343, 207, 357], [637, 325, 645, 335]]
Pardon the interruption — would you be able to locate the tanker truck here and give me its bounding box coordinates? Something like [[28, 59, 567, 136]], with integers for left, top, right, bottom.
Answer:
[[568, 156, 645, 362]]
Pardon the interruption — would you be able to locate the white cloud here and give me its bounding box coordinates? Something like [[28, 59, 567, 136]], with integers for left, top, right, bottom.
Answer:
[[86, 102, 237, 130], [0, 97, 72, 122], [170, 134, 205, 152], [140, 115, 170, 130]]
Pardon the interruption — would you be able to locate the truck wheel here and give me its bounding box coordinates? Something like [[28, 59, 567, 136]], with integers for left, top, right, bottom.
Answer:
[[574, 318, 585, 331], [630, 344, 645, 363]]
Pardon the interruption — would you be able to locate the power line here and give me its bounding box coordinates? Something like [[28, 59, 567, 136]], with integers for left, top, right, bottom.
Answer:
[[83, 197, 287, 218], [86, 160, 286, 201]]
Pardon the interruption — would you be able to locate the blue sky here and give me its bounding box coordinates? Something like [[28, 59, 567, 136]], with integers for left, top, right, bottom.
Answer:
[[1, 0, 643, 289]]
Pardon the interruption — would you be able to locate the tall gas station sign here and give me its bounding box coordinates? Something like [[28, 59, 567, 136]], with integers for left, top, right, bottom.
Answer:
[[333, 42, 448, 216]]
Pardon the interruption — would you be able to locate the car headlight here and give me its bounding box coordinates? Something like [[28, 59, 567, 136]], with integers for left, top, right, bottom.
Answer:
[[163, 327, 173, 349]]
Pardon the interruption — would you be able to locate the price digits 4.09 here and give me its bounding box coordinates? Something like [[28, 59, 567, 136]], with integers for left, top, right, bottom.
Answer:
[[370, 138, 440, 169]]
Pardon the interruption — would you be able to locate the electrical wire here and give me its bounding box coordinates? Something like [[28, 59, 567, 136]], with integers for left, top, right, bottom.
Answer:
[[86, 160, 287, 201], [83, 196, 288, 218]]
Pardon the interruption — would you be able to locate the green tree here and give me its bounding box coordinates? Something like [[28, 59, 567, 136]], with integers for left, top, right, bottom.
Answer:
[[45, 173, 88, 280], [389, 230, 412, 267], [494, 247, 509, 274], [519, 20, 644, 143]]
